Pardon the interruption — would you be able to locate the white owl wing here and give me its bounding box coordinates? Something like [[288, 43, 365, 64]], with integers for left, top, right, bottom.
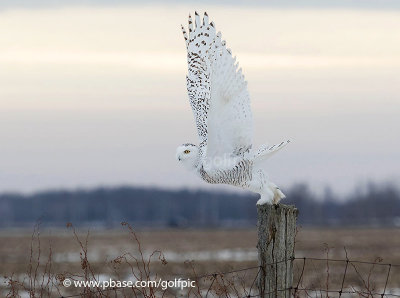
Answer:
[[182, 12, 253, 160]]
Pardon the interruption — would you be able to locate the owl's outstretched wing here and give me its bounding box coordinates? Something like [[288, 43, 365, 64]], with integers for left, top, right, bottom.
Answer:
[[182, 12, 253, 160]]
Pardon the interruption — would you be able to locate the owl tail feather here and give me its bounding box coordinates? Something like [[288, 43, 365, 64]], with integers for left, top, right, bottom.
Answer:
[[254, 140, 290, 163]]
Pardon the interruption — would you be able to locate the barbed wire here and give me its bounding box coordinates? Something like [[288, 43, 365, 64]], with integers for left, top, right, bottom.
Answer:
[[56, 256, 400, 298], [291, 256, 400, 298]]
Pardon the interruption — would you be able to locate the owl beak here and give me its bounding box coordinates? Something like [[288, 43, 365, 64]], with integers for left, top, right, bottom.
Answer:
[[178, 157, 181, 161]]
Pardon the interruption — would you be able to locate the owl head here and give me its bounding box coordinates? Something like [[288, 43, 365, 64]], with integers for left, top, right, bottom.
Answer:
[[176, 143, 199, 170]]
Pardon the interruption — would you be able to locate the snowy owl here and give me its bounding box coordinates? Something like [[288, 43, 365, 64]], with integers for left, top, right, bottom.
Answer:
[[176, 12, 289, 205]]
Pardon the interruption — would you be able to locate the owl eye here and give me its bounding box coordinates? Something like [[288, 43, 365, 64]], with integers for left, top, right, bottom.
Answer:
[[184, 150, 190, 154]]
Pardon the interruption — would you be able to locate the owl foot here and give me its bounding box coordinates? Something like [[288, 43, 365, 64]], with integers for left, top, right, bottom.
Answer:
[[269, 182, 286, 204], [256, 188, 274, 205]]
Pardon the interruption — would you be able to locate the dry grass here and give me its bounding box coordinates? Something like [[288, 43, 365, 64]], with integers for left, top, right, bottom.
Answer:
[[1, 225, 400, 297]]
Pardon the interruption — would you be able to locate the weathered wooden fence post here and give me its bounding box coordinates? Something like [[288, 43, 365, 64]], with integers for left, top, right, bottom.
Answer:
[[257, 204, 298, 297]]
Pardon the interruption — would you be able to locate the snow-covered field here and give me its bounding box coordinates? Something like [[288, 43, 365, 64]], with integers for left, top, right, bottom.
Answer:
[[1, 228, 399, 296]]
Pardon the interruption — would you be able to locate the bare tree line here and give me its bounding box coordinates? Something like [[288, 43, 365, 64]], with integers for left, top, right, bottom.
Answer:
[[0, 182, 399, 228]]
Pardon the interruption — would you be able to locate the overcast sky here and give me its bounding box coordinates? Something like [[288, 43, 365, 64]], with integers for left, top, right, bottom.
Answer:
[[0, 2, 399, 196]]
